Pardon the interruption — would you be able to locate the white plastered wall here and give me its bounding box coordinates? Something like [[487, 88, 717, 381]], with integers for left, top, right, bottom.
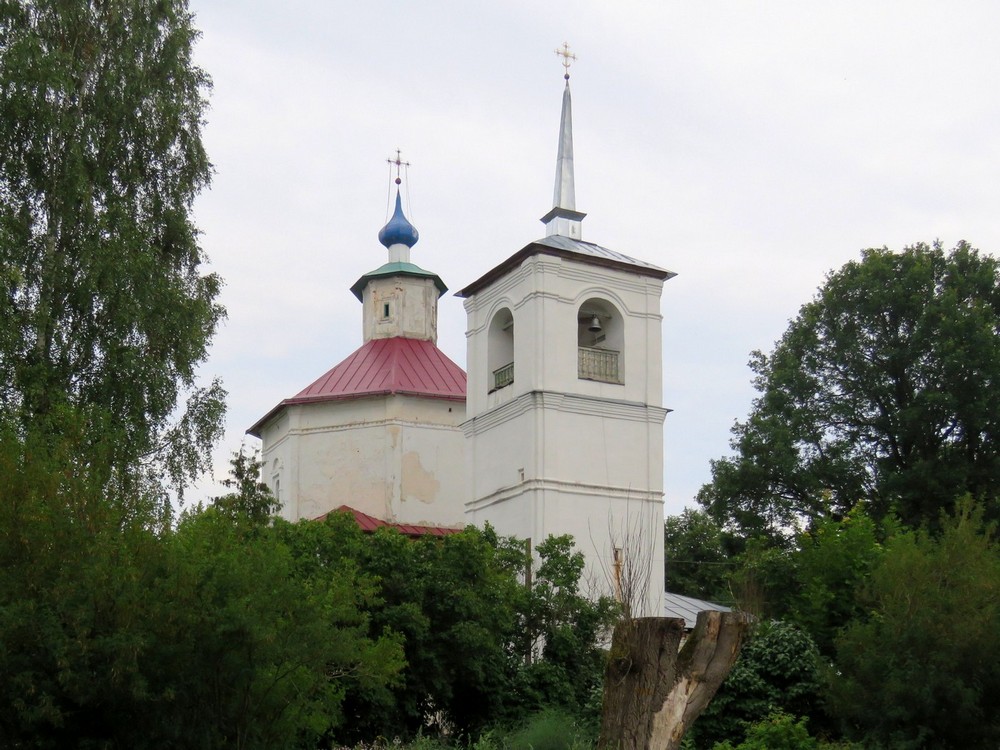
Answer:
[[362, 275, 439, 343], [261, 393, 466, 527]]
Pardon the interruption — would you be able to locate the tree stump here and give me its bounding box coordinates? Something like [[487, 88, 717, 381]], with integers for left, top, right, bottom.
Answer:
[[598, 611, 753, 750]]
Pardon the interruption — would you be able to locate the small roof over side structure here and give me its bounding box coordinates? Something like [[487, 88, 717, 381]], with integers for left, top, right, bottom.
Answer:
[[663, 591, 733, 630], [319, 505, 463, 537]]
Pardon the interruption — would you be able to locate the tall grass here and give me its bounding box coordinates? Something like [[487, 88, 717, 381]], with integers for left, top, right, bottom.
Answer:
[[502, 709, 593, 750], [340, 709, 594, 750]]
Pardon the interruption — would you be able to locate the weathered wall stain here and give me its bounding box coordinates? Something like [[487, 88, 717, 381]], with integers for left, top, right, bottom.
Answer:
[[402, 450, 439, 503]]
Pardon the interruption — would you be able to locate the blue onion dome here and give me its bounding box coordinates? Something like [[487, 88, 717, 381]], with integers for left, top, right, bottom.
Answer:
[[378, 190, 419, 249]]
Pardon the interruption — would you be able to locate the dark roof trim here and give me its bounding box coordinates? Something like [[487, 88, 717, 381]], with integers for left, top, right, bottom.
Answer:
[[351, 261, 448, 302], [540, 206, 587, 224], [457, 240, 675, 298]]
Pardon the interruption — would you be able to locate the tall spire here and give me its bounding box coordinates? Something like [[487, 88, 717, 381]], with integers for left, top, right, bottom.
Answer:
[[541, 43, 586, 239]]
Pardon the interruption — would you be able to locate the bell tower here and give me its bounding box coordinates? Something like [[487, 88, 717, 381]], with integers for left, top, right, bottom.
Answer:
[[459, 48, 674, 616]]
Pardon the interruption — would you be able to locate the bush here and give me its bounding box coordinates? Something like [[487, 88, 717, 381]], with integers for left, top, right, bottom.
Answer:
[[689, 620, 825, 748], [711, 712, 816, 750], [828, 500, 1000, 748], [501, 709, 593, 750]]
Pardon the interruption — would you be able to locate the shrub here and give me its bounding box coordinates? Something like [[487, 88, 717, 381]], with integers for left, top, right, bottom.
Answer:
[[503, 709, 593, 750]]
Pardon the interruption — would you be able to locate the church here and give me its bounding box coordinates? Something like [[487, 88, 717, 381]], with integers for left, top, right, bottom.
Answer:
[[248, 54, 674, 617]]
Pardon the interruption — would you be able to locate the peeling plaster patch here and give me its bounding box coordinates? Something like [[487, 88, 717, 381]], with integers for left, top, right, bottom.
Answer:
[[401, 451, 439, 503]]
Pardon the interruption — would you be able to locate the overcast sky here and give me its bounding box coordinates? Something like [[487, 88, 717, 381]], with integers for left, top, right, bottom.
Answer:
[[187, 0, 1000, 517]]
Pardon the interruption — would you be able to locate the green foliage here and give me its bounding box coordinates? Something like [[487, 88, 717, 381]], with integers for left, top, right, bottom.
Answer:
[[211, 445, 281, 525], [510, 535, 619, 727], [726, 538, 798, 619], [711, 712, 817, 750], [0, 2, 235, 730], [502, 708, 594, 750], [664, 509, 734, 601], [0, 421, 156, 747], [0, 433, 403, 748], [828, 499, 1000, 748], [0, 417, 609, 746], [163, 508, 403, 748], [406, 737, 453, 750], [691, 621, 824, 749], [351, 523, 521, 739], [0, 0, 224, 503], [271, 516, 616, 744], [789, 507, 884, 656], [699, 241, 1000, 537]]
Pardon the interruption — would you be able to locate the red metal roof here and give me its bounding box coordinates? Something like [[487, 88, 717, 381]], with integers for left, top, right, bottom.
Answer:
[[320, 505, 462, 537], [294, 336, 466, 401], [248, 337, 466, 435]]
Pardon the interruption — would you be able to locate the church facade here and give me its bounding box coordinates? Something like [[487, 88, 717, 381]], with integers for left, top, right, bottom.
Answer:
[[249, 64, 674, 616]]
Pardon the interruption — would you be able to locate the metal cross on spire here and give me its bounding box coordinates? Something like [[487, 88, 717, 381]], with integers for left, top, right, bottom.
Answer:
[[554, 42, 577, 79], [387, 148, 410, 185]]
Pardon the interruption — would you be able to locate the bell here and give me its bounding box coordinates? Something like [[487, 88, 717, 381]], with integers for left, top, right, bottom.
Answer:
[[588, 315, 602, 333]]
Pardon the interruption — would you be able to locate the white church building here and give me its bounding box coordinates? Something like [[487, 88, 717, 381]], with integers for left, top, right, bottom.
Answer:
[[249, 62, 674, 617]]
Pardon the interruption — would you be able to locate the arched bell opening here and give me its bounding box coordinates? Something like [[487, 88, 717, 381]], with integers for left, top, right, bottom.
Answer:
[[487, 307, 515, 392], [577, 298, 623, 384]]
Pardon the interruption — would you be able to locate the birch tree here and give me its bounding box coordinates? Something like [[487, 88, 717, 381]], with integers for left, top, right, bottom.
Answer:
[[0, 0, 223, 505]]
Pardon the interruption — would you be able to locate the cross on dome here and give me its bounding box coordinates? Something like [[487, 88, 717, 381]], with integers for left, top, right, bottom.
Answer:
[[388, 148, 410, 186]]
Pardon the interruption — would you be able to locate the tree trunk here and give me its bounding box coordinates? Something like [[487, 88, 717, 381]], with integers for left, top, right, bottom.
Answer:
[[598, 611, 753, 750]]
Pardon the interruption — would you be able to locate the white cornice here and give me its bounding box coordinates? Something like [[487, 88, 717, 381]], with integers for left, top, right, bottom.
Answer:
[[465, 253, 662, 316], [288, 418, 464, 438], [465, 477, 663, 512], [462, 389, 668, 435]]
